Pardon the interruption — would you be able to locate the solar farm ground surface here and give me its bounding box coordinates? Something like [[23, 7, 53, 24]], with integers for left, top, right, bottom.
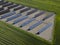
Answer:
[[0, 0, 60, 45], [0, 0, 55, 42]]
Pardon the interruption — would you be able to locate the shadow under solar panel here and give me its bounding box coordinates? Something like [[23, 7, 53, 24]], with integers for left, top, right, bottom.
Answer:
[[0, 1, 8, 5]]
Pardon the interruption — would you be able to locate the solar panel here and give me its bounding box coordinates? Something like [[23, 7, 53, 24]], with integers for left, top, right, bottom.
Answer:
[[33, 11, 45, 18], [0, 1, 8, 5], [0, 7, 4, 11], [20, 7, 31, 13], [0, 0, 3, 2], [14, 5, 25, 11], [6, 13, 22, 22], [36, 23, 52, 34], [8, 4, 19, 9], [26, 9, 37, 16], [20, 18, 35, 27], [3, 2, 13, 7], [0, 11, 15, 19], [43, 13, 54, 21], [13, 16, 28, 24], [0, 0, 4, 2], [0, 9, 10, 15], [28, 20, 43, 30]]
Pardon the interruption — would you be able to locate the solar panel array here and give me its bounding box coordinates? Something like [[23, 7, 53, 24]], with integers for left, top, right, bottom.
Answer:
[[0, 0, 55, 41]]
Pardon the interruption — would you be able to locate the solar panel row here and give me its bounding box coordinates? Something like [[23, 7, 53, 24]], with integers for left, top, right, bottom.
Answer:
[[0, 9, 10, 15], [20, 7, 31, 13], [6, 13, 22, 22], [34, 11, 45, 18], [36, 23, 52, 34], [0, 0, 3, 2], [14, 5, 24, 11], [28, 20, 43, 30], [3, 2, 13, 7], [0, 11, 15, 19], [43, 13, 54, 21], [8, 4, 19, 9], [13, 16, 28, 24], [26, 9, 37, 15], [0, 1, 8, 5], [20, 18, 35, 27]]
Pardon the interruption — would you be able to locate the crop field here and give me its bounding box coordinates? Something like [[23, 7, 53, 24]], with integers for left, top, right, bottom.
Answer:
[[0, 0, 60, 45]]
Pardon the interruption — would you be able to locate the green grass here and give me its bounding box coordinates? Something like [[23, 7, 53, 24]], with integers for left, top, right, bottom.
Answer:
[[0, 0, 60, 45], [0, 21, 51, 45]]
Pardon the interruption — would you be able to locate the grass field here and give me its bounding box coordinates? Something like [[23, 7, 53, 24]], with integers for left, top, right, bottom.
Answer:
[[0, 0, 60, 45]]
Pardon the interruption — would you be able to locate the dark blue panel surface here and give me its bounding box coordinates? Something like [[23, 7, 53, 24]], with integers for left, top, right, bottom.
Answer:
[[34, 11, 45, 18], [6, 13, 22, 22], [20, 7, 31, 13], [14, 5, 25, 11], [28, 20, 43, 30], [0, 11, 15, 19], [3, 2, 13, 7], [8, 4, 19, 9], [43, 13, 54, 21], [13, 16, 28, 24], [0, 9, 10, 15], [36, 23, 52, 34], [26, 9, 37, 16], [20, 18, 35, 27]]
